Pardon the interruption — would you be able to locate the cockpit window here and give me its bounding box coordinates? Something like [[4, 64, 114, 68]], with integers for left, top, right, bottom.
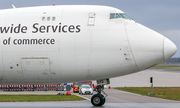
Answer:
[[116, 13, 121, 18], [110, 13, 115, 19], [110, 13, 132, 20], [119, 13, 131, 19]]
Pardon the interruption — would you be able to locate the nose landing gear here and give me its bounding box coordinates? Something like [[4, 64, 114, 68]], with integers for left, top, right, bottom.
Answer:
[[91, 85, 107, 106]]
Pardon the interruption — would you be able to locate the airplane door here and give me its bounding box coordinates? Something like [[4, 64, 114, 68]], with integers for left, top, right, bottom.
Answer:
[[88, 13, 96, 26], [21, 58, 52, 80]]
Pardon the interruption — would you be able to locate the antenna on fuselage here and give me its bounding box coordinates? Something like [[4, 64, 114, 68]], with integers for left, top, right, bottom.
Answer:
[[12, 4, 16, 9]]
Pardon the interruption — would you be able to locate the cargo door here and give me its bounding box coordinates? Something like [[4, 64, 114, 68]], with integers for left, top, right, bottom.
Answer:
[[21, 58, 51, 80]]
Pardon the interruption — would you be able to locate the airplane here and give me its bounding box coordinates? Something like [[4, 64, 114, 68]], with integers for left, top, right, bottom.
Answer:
[[0, 5, 177, 106]]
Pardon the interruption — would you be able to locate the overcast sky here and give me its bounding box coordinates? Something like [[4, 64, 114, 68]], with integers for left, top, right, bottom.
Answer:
[[0, 0, 179, 57]]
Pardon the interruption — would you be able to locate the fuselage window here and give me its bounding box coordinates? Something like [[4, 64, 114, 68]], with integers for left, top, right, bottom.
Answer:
[[110, 13, 115, 19], [42, 17, 45, 21], [47, 17, 50, 21], [52, 17, 56, 21]]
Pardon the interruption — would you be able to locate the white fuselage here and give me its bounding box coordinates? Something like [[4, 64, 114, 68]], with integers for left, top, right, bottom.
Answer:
[[0, 5, 177, 85]]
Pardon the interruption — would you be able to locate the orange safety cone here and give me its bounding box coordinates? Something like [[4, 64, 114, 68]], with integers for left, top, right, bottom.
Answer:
[[66, 91, 71, 95], [108, 86, 111, 89]]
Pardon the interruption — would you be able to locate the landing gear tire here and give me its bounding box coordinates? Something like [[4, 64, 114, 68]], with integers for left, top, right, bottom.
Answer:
[[91, 94, 105, 106], [101, 94, 105, 105], [91, 79, 110, 106]]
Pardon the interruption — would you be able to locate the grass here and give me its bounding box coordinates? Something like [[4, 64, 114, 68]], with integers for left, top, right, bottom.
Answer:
[[0, 95, 85, 102], [114, 87, 180, 101], [149, 65, 180, 71]]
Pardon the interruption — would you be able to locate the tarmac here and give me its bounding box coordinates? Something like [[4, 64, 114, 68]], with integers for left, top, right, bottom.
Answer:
[[103, 70, 180, 87], [1, 70, 180, 108]]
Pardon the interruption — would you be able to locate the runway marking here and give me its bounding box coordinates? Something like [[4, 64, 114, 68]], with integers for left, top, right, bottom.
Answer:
[[74, 94, 91, 101]]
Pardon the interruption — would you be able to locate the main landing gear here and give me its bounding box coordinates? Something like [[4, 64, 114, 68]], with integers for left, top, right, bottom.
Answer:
[[91, 78, 109, 106]]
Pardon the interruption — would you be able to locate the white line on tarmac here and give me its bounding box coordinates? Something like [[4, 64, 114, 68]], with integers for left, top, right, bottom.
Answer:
[[74, 94, 91, 101]]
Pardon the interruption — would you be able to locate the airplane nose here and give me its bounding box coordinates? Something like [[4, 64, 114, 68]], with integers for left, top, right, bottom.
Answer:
[[125, 22, 178, 71], [164, 38, 177, 61]]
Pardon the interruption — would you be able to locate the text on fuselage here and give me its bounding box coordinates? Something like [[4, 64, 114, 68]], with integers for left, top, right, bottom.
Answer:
[[0, 23, 81, 34], [1, 23, 81, 45]]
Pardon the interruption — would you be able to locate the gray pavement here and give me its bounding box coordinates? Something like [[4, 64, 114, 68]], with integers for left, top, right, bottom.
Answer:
[[1, 70, 180, 108], [1, 103, 180, 108], [1, 89, 179, 108], [77, 89, 179, 103], [97, 70, 180, 87]]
